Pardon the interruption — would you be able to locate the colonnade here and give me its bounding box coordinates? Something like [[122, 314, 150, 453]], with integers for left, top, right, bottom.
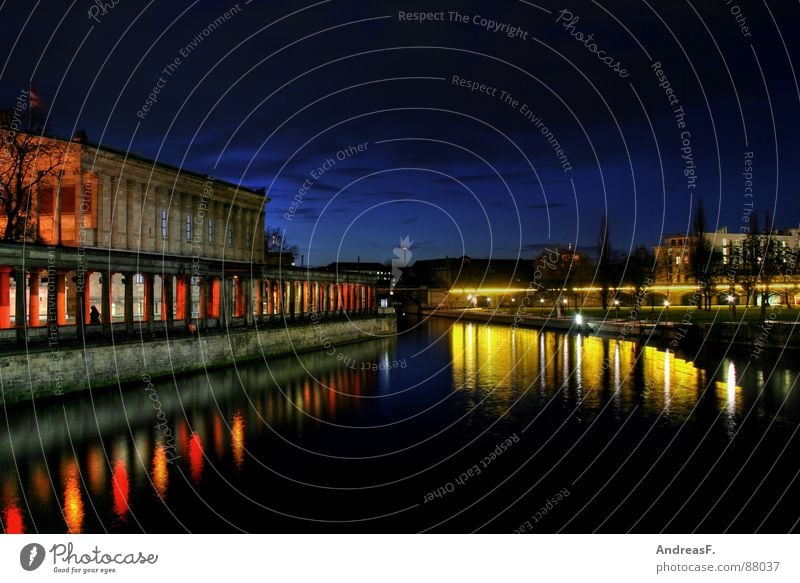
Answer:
[[0, 260, 378, 343]]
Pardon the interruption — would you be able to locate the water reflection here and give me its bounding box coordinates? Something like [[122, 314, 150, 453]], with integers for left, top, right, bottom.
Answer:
[[2, 480, 25, 534], [448, 322, 767, 424], [231, 412, 245, 470], [61, 460, 84, 534], [0, 322, 797, 533]]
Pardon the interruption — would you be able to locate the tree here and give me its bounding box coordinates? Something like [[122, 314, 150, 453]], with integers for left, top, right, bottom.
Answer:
[[596, 214, 614, 311], [757, 211, 781, 319], [0, 130, 64, 240], [264, 227, 299, 259], [624, 245, 655, 308], [689, 199, 714, 309], [734, 211, 761, 308]]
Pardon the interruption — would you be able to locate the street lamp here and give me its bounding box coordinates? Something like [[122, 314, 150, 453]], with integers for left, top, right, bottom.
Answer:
[[614, 299, 620, 320], [663, 300, 670, 312], [728, 294, 736, 320], [540, 297, 545, 316]]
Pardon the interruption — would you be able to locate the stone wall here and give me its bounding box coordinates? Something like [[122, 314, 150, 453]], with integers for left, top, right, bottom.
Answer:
[[0, 316, 396, 404]]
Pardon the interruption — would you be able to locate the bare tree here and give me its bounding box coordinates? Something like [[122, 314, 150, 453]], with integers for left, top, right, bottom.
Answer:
[[264, 226, 299, 259], [596, 214, 614, 311], [689, 198, 714, 309], [0, 130, 64, 241]]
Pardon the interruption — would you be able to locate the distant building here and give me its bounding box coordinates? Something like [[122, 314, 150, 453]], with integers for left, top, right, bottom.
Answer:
[[654, 227, 800, 285]]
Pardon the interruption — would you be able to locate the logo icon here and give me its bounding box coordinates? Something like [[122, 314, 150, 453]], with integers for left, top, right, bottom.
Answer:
[[391, 235, 413, 287], [20, 543, 46, 571]]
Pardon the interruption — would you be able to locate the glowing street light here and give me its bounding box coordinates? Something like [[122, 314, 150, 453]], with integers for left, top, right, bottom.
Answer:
[[614, 298, 620, 319]]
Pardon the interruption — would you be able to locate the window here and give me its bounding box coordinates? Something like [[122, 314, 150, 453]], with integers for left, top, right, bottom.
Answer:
[[61, 186, 76, 213], [161, 210, 168, 239], [227, 225, 233, 245], [134, 273, 144, 284], [39, 187, 54, 215], [208, 219, 214, 243], [186, 214, 192, 241]]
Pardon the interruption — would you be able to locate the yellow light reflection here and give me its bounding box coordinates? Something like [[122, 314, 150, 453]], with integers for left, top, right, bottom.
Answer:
[[231, 411, 245, 470], [151, 444, 169, 498], [61, 461, 84, 534]]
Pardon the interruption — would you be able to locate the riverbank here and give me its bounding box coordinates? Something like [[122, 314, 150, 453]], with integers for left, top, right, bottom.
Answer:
[[0, 313, 397, 405], [423, 308, 798, 352]]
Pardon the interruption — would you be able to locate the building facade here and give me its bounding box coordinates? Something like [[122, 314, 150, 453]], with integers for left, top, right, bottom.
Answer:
[[0, 132, 377, 342]]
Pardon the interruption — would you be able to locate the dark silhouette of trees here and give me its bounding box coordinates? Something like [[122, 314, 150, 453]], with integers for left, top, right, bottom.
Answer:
[[624, 245, 655, 306], [689, 199, 715, 309], [596, 214, 614, 311], [0, 130, 64, 241]]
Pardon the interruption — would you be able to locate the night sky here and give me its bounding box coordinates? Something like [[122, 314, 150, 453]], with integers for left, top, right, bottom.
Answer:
[[2, 0, 799, 266]]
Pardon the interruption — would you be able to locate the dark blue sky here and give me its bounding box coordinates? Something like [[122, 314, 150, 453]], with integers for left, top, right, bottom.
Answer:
[[2, 0, 799, 266]]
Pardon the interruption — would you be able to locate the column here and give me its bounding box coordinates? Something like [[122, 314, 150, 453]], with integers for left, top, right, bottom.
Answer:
[[15, 270, 26, 342], [266, 279, 274, 318], [144, 273, 154, 332], [101, 271, 111, 336], [323, 281, 330, 316], [224, 277, 234, 325], [254, 277, 262, 320], [123, 272, 134, 333], [297, 280, 308, 318], [333, 283, 340, 314], [245, 276, 254, 325], [289, 279, 296, 321], [176, 276, 187, 320], [0, 267, 11, 328], [127, 181, 139, 250], [46, 269, 57, 334], [84, 274, 91, 325], [184, 275, 193, 324], [74, 273, 86, 336], [163, 274, 174, 327], [198, 277, 208, 326], [28, 269, 40, 327], [57, 273, 67, 324]]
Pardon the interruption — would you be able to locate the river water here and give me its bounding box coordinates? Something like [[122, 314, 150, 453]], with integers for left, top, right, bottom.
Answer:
[[1, 316, 798, 533]]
